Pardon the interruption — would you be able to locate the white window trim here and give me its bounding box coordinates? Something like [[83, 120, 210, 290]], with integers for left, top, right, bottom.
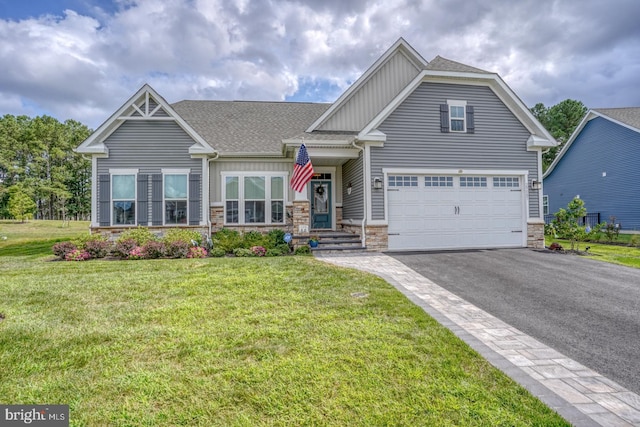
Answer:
[[543, 195, 549, 216], [162, 170, 190, 226], [447, 99, 467, 133], [221, 172, 288, 225], [110, 170, 138, 227]]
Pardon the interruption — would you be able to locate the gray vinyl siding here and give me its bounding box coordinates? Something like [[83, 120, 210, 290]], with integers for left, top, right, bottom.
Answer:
[[341, 154, 364, 220], [209, 160, 292, 204], [96, 120, 202, 225], [374, 82, 539, 220], [318, 51, 421, 131]]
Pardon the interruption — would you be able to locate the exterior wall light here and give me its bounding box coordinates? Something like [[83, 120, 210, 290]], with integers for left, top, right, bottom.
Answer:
[[530, 179, 541, 190], [347, 181, 352, 195], [373, 177, 383, 190]]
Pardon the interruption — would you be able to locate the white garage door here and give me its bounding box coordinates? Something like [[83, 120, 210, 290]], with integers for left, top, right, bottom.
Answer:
[[387, 175, 525, 251]]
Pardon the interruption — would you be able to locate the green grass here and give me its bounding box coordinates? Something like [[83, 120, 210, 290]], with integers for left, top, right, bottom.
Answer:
[[0, 220, 90, 257], [0, 222, 568, 426], [546, 236, 640, 269]]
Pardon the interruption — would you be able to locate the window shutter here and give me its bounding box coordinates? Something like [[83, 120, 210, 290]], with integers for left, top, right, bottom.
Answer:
[[98, 174, 111, 226], [137, 174, 149, 225], [440, 104, 449, 132], [466, 105, 475, 134], [189, 174, 201, 225], [151, 174, 163, 225]]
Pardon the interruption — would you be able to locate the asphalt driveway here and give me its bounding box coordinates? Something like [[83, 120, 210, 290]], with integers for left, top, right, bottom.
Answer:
[[389, 248, 640, 395]]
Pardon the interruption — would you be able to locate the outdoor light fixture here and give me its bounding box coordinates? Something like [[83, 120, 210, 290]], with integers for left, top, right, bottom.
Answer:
[[373, 177, 383, 190], [530, 179, 541, 190], [347, 181, 352, 195]]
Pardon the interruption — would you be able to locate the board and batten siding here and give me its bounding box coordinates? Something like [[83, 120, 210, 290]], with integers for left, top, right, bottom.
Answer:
[[373, 82, 539, 220], [209, 160, 292, 204], [318, 51, 421, 132], [544, 117, 640, 230], [341, 155, 364, 220], [96, 120, 202, 225]]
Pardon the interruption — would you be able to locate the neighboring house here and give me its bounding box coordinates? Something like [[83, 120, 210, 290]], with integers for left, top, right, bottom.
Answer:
[[76, 38, 555, 251], [543, 108, 640, 231]]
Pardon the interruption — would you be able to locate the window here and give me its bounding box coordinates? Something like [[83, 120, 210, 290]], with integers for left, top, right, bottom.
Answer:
[[388, 176, 418, 187], [460, 176, 487, 187], [543, 195, 549, 215], [425, 176, 453, 187], [224, 174, 286, 225], [164, 174, 188, 224], [493, 177, 520, 188], [112, 174, 136, 225], [448, 100, 466, 132]]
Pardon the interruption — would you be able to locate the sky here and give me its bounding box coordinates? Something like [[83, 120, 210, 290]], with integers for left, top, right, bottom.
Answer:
[[0, 0, 639, 129]]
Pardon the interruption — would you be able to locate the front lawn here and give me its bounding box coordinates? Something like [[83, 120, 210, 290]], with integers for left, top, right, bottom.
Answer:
[[0, 222, 568, 425], [545, 236, 640, 269]]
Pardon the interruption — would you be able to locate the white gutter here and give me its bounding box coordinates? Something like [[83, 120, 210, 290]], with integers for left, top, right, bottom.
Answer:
[[206, 151, 220, 238], [351, 140, 366, 248]]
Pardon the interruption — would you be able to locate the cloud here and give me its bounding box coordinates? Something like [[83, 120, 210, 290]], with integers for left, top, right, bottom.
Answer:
[[0, 0, 639, 128]]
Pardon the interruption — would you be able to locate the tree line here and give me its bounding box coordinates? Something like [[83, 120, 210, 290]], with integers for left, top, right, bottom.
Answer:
[[0, 115, 91, 221]]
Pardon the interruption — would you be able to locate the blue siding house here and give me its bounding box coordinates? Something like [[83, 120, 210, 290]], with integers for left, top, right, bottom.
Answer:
[[543, 108, 640, 231]]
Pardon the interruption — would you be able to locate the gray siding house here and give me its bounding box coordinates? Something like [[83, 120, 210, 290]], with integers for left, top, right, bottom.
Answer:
[[77, 38, 555, 251]]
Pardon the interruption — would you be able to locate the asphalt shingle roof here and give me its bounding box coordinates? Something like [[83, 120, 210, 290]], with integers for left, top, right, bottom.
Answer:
[[593, 108, 640, 131], [425, 56, 490, 74], [171, 100, 331, 155]]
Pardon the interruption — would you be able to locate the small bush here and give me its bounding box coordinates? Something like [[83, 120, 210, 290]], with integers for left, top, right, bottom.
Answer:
[[166, 240, 190, 258], [118, 227, 157, 246], [276, 243, 291, 255], [212, 229, 243, 253], [294, 246, 311, 255], [210, 247, 226, 257], [187, 247, 208, 259], [629, 235, 640, 248], [242, 230, 266, 248], [233, 248, 255, 257], [84, 239, 111, 258], [142, 240, 166, 259], [113, 238, 137, 259], [128, 246, 145, 260], [164, 229, 202, 246], [52, 241, 77, 260], [266, 229, 286, 249], [265, 248, 282, 257], [65, 249, 90, 261]]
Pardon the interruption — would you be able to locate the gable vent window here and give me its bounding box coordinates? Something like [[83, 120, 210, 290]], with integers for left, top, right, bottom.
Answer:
[[440, 101, 475, 134]]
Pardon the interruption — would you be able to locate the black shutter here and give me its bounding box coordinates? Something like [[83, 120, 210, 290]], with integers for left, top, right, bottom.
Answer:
[[466, 105, 475, 134], [189, 174, 201, 225], [98, 174, 111, 226], [151, 174, 163, 226], [137, 174, 149, 225], [440, 104, 449, 132]]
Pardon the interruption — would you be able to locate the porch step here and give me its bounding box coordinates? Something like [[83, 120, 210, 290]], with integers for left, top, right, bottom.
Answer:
[[310, 231, 365, 253]]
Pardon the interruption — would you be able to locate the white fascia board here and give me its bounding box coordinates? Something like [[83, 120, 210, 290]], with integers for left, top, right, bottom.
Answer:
[[382, 167, 529, 176], [282, 138, 354, 147], [305, 147, 361, 159], [527, 135, 556, 149], [74, 143, 109, 155], [357, 129, 387, 142], [305, 38, 427, 133]]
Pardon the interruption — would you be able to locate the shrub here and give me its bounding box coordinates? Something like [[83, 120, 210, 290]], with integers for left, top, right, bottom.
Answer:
[[251, 246, 266, 257], [265, 248, 282, 257], [118, 227, 157, 246], [210, 247, 226, 257], [294, 246, 311, 255], [266, 229, 286, 249], [166, 240, 190, 258], [212, 229, 243, 253], [65, 249, 90, 261], [128, 246, 145, 260], [113, 238, 137, 259], [629, 235, 640, 248], [603, 216, 621, 243], [52, 241, 77, 260], [233, 248, 255, 257], [164, 229, 203, 246], [276, 243, 291, 255], [187, 247, 208, 259], [142, 240, 166, 259], [242, 230, 266, 248], [84, 239, 111, 258]]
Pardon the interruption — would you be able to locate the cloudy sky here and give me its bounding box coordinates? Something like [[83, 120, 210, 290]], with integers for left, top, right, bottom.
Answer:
[[0, 0, 639, 129]]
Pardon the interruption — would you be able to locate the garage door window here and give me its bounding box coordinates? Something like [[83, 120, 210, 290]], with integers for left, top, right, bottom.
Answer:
[[425, 176, 453, 187], [493, 177, 519, 188], [460, 177, 487, 187], [388, 176, 418, 187]]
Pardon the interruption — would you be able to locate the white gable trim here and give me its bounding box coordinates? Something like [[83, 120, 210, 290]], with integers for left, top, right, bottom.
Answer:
[[305, 38, 428, 133], [76, 84, 216, 156]]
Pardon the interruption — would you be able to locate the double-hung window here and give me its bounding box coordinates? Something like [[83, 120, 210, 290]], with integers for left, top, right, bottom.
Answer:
[[112, 172, 136, 225], [224, 174, 286, 225], [448, 100, 466, 132], [164, 173, 188, 224]]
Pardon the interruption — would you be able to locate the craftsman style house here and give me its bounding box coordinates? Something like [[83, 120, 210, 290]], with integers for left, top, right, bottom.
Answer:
[[76, 38, 554, 251]]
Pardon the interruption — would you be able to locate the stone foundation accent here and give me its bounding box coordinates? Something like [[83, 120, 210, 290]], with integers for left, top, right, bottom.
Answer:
[[527, 220, 545, 249], [364, 224, 388, 251], [209, 205, 295, 235], [335, 206, 343, 225]]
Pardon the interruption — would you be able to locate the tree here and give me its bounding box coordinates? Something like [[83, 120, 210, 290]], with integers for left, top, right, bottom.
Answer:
[[7, 187, 36, 222], [530, 99, 588, 171]]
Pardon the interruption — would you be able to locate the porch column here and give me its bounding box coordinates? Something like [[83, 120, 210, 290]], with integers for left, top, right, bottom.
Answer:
[[292, 188, 310, 248]]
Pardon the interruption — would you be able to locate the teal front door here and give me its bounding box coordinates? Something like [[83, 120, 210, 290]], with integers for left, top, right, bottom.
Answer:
[[311, 180, 331, 229]]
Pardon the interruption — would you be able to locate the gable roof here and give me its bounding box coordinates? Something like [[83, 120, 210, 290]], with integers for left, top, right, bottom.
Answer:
[[172, 101, 330, 156], [76, 84, 215, 155], [424, 55, 490, 74], [544, 108, 640, 178]]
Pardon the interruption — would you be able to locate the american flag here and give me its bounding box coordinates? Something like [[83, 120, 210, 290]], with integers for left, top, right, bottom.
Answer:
[[290, 143, 314, 192]]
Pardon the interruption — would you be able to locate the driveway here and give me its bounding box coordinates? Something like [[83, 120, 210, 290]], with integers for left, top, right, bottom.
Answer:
[[389, 248, 640, 395]]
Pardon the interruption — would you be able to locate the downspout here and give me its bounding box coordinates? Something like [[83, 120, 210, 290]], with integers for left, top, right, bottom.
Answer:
[[207, 151, 220, 238], [351, 139, 366, 248]]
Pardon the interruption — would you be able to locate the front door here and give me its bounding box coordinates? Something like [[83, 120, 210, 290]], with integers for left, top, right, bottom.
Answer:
[[311, 180, 332, 229]]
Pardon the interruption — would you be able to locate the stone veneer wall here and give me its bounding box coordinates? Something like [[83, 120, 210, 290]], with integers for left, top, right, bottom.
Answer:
[[527, 220, 545, 249], [340, 222, 388, 251], [209, 205, 295, 234]]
